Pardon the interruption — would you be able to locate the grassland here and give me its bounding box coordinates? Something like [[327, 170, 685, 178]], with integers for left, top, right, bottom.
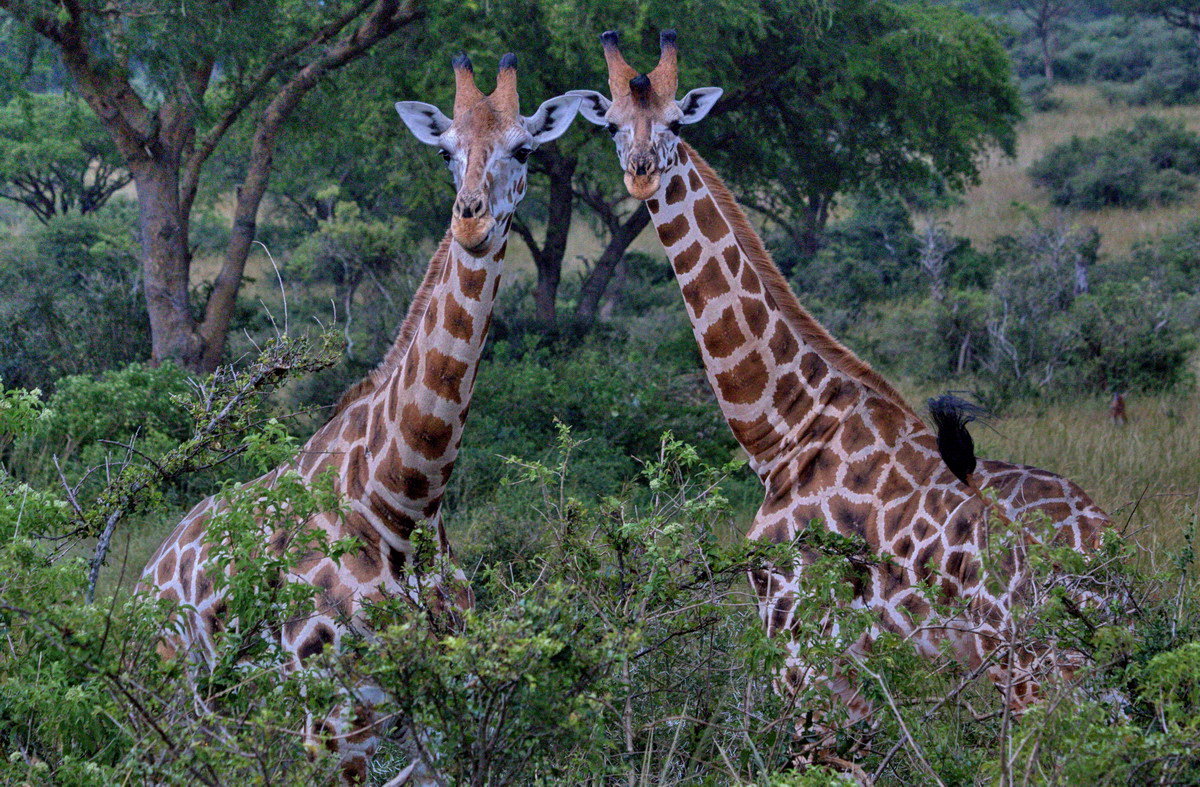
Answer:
[[943, 84, 1200, 256]]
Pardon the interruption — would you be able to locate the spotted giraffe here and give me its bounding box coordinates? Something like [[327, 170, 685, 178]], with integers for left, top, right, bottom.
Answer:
[[571, 30, 1114, 760], [139, 55, 581, 783]]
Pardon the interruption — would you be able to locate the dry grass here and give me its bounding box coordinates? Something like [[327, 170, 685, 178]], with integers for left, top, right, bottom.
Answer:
[[942, 84, 1200, 256], [897, 372, 1200, 555]]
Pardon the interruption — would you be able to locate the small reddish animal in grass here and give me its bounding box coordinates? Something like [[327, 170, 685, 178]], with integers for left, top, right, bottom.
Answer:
[[1110, 392, 1128, 425]]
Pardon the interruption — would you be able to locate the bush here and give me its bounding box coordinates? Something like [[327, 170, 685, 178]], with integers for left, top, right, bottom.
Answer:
[[1029, 117, 1200, 209], [0, 210, 148, 391]]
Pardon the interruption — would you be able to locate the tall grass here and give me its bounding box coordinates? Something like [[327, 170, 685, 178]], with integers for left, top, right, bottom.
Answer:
[[973, 390, 1200, 554]]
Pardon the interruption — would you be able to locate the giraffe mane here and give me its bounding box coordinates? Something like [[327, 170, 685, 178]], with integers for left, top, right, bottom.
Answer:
[[331, 230, 454, 416], [679, 142, 918, 417]]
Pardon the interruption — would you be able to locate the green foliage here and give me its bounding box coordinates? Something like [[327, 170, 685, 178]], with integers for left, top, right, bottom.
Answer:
[[0, 210, 148, 391], [1030, 116, 1200, 209], [359, 429, 803, 783], [0, 93, 129, 223]]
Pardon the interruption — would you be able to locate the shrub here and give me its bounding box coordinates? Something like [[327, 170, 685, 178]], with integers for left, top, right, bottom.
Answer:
[[0, 210, 148, 391], [1029, 117, 1200, 209]]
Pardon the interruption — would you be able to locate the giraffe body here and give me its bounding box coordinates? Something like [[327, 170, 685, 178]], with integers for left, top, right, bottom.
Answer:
[[140, 56, 581, 783], [572, 31, 1114, 761]]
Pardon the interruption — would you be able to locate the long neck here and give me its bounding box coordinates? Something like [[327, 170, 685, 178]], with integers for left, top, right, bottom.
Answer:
[[646, 143, 913, 481], [301, 236, 505, 541]]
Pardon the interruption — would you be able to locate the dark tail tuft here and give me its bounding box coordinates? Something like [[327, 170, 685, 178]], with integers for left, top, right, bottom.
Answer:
[[927, 394, 989, 485]]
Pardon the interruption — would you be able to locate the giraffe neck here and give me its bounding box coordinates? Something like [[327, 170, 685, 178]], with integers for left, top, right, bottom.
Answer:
[[646, 143, 914, 481], [299, 236, 507, 540]]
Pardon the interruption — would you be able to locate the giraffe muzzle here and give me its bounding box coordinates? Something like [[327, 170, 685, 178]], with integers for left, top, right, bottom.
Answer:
[[451, 215, 495, 256], [624, 170, 661, 201]]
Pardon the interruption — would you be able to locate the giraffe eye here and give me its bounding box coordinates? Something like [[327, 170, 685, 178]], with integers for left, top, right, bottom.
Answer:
[[513, 146, 532, 164], [439, 148, 453, 162], [667, 120, 681, 135], [606, 123, 619, 136]]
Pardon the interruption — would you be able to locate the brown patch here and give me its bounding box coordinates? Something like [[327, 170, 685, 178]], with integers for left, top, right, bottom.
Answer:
[[770, 595, 793, 634], [646, 198, 660, 212], [729, 412, 782, 458], [899, 593, 930, 620], [680, 257, 731, 315], [459, 266, 488, 300], [345, 446, 367, 499], [867, 396, 902, 445], [367, 412, 386, 456], [298, 624, 335, 663], [402, 352, 420, 389], [721, 243, 742, 276], [178, 552, 194, 597], [945, 550, 965, 580], [382, 459, 430, 501], [880, 561, 906, 599], [369, 492, 417, 536], [844, 456, 882, 496], [914, 542, 944, 581], [893, 535, 914, 559], [687, 168, 702, 190], [742, 298, 769, 338], [693, 196, 727, 244], [388, 545, 408, 580], [949, 513, 974, 546], [399, 403, 454, 461], [702, 306, 746, 359], [657, 213, 690, 247], [830, 496, 870, 539], [195, 572, 213, 600], [343, 404, 367, 440], [443, 297, 475, 341], [314, 565, 336, 592], [797, 352, 827, 386], [673, 241, 702, 274], [423, 347, 470, 404], [156, 550, 176, 584], [767, 321, 798, 364], [665, 174, 686, 205], [1036, 501, 1073, 523], [879, 468, 914, 501], [715, 350, 769, 405], [772, 371, 812, 427], [740, 264, 761, 293]]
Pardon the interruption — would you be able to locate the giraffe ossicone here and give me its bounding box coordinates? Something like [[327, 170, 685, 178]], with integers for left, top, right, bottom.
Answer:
[[574, 28, 1115, 766], [140, 53, 580, 784]]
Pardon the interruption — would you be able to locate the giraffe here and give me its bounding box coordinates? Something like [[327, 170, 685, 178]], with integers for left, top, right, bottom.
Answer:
[[139, 54, 581, 783], [570, 30, 1114, 763]]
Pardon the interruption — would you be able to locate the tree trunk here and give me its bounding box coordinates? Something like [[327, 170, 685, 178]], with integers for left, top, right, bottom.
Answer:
[[1040, 25, 1055, 81], [573, 204, 650, 331], [129, 155, 205, 368], [530, 150, 576, 327]]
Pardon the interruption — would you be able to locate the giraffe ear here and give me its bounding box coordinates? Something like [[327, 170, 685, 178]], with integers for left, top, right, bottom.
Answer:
[[677, 87, 722, 125], [565, 90, 611, 126], [523, 94, 583, 145], [394, 101, 452, 146]]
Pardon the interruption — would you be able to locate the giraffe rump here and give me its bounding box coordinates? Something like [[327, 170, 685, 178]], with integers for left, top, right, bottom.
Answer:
[[926, 393, 989, 485], [332, 231, 453, 415]]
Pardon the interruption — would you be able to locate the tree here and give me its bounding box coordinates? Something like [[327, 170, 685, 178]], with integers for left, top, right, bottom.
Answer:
[[0, 0, 420, 372], [994, 0, 1079, 81], [705, 0, 1021, 272], [0, 93, 129, 223]]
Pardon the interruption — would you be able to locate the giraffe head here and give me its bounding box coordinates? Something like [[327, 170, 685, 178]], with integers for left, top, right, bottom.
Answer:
[[568, 30, 722, 200], [396, 53, 582, 256]]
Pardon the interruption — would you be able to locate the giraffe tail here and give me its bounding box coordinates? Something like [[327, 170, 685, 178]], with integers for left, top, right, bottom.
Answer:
[[926, 393, 990, 486]]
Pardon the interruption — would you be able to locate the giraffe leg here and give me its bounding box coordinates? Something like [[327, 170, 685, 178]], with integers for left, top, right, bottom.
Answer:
[[750, 566, 878, 766]]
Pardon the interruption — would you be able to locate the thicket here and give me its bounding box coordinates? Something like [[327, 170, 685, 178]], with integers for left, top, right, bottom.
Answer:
[[1007, 13, 1200, 105], [1029, 117, 1200, 209], [1, 357, 1199, 784]]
